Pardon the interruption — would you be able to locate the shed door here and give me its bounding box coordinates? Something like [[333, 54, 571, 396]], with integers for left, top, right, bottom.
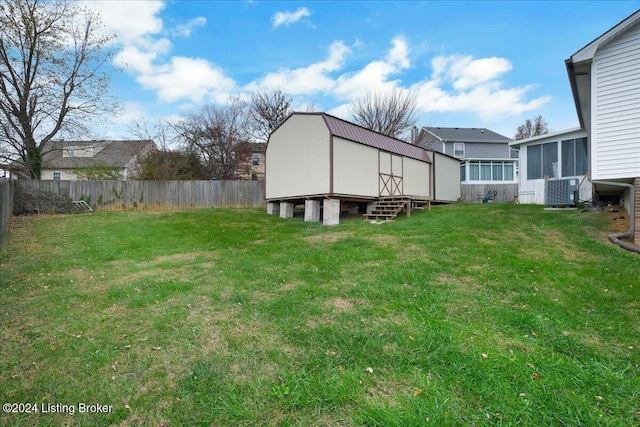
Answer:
[[379, 152, 403, 196]]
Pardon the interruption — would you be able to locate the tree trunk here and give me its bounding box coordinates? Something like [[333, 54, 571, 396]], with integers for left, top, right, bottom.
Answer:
[[25, 140, 41, 179]]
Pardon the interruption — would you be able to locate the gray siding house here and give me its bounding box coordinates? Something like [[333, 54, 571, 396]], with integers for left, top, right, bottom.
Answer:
[[414, 127, 518, 202], [266, 113, 460, 225]]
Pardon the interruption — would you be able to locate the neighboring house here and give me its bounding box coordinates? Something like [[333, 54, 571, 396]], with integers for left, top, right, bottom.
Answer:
[[237, 142, 265, 180], [509, 128, 590, 204], [266, 112, 460, 224], [41, 139, 155, 180], [414, 127, 518, 202], [511, 10, 640, 243]]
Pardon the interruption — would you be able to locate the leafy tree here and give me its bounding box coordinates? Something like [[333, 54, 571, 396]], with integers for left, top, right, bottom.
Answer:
[[514, 115, 549, 140], [173, 97, 251, 180], [249, 88, 292, 142], [0, 0, 116, 178], [350, 87, 418, 140]]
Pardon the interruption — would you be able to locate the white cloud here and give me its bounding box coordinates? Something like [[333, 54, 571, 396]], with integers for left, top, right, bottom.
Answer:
[[413, 55, 551, 120], [172, 17, 207, 38], [334, 36, 411, 99], [138, 57, 237, 103], [386, 36, 410, 69], [85, 0, 165, 43], [245, 40, 351, 94], [114, 38, 171, 74], [432, 55, 513, 90], [272, 7, 311, 28], [90, 1, 237, 106]]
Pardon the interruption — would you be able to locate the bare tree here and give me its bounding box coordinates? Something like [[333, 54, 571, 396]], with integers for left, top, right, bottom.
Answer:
[[0, 0, 117, 178], [350, 87, 418, 140], [173, 97, 251, 180], [249, 88, 292, 142], [514, 115, 549, 140], [129, 118, 175, 151]]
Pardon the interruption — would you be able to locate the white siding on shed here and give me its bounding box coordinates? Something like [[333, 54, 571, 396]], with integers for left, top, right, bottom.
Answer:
[[592, 24, 640, 179], [402, 157, 430, 198], [266, 115, 330, 200], [332, 137, 379, 197], [432, 153, 461, 202]]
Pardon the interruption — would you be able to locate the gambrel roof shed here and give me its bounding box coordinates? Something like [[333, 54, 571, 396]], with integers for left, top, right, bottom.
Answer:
[[266, 112, 460, 203]]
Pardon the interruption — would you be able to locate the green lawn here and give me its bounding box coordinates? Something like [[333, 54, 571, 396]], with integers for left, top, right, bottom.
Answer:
[[0, 204, 638, 426]]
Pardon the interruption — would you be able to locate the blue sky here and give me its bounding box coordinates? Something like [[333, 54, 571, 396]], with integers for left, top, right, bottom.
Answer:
[[87, 1, 640, 140]]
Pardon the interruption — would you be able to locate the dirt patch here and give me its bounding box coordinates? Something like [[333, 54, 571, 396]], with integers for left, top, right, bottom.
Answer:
[[326, 297, 355, 313], [606, 207, 630, 233], [304, 231, 353, 244]]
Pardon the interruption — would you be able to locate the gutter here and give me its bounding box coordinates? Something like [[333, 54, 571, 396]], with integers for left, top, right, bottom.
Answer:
[[565, 59, 586, 130], [591, 180, 640, 254]]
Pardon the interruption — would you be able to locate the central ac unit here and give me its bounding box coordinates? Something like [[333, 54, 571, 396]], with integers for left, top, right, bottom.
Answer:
[[545, 178, 579, 206]]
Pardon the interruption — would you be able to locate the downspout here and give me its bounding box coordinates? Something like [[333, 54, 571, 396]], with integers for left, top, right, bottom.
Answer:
[[590, 180, 640, 253]]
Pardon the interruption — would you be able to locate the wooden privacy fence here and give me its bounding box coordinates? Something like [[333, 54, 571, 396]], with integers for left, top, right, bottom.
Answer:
[[15, 180, 266, 211], [461, 183, 518, 203], [0, 179, 12, 246]]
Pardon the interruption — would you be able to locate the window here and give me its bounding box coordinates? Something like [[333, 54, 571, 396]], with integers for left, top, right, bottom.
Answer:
[[527, 142, 558, 179], [504, 164, 514, 181], [460, 163, 466, 181], [469, 163, 480, 180], [251, 153, 261, 166], [464, 161, 516, 182], [53, 172, 61, 181], [480, 163, 491, 180], [453, 143, 465, 158], [561, 138, 587, 177]]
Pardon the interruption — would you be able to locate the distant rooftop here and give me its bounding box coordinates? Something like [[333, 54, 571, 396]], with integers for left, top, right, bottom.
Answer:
[[424, 127, 512, 143], [42, 139, 155, 169]]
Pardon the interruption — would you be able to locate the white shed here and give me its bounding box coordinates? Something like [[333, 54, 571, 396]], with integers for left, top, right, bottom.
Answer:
[[266, 112, 460, 224]]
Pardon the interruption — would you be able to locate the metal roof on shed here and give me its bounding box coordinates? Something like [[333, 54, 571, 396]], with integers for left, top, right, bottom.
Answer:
[[268, 112, 432, 162], [317, 113, 431, 163]]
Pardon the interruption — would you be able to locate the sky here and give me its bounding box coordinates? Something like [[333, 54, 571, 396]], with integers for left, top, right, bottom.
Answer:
[[85, 0, 640, 141]]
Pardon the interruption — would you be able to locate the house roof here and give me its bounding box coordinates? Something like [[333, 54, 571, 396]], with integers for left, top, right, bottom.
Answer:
[[509, 127, 585, 147], [570, 10, 640, 64], [316, 113, 431, 163], [423, 127, 511, 144], [41, 140, 155, 169]]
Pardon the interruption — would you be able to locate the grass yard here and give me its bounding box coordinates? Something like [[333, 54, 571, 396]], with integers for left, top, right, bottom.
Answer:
[[0, 204, 639, 426]]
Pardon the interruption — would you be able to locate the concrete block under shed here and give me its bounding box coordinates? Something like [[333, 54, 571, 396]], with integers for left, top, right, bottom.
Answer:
[[280, 202, 294, 218], [304, 200, 321, 222], [323, 199, 340, 225], [267, 202, 279, 216]]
